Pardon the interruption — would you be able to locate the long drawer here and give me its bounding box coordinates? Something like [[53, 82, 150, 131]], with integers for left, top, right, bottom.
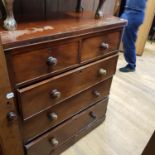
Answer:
[[81, 30, 121, 62], [22, 78, 112, 142], [7, 40, 79, 84], [24, 99, 108, 155], [17, 54, 118, 120]]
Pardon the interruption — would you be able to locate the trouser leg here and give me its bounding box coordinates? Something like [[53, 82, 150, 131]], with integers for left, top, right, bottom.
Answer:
[[121, 11, 144, 69], [122, 22, 137, 69]]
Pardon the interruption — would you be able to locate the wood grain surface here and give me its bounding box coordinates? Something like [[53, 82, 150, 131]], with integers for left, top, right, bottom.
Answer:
[[0, 38, 24, 155], [61, 42, 155, 155]]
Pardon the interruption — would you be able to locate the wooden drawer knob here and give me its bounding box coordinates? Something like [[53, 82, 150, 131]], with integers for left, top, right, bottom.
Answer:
[[49, 138, 59, 146], [48, 112, 58, 121], [90, 111, 97, 119], [99, 68, 107, 76], [7, 112, 17, 121], [93, 90, 101, 97], [51, 89, 61, 99], [47, 56, 57, 66], [100, 42, 109, 49]]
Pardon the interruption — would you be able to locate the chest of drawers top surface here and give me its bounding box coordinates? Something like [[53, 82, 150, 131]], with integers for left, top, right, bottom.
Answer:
[[0, 12, 126, 50]]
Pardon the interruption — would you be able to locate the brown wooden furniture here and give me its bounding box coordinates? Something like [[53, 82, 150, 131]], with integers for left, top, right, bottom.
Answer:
[[0, 11, 126, 155], [142, 131, 155, 155], [1, 0, 106, 30]]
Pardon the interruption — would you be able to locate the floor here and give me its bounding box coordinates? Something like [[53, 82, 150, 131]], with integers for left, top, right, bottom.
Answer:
[[62, 42, 155, 155]]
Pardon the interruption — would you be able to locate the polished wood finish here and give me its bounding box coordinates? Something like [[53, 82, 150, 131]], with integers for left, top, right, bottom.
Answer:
[[0, 37, 24, 155], [8, 40, 79, 83], [0, 12, 126, 155], [17, 55, 118, 120], [142, 131, 155, 155], [60, 46, 155, 155], [81, 30, 121, 62], [0, 12, 126, 50], [1, 0, 107, 30], [0, 146, 3, 155], [22, 78, 112, 142], [25, 99, 108, 155]]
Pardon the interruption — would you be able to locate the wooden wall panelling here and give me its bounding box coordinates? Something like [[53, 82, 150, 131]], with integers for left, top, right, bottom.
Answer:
[[14, 0, 22, 18], [12, 0, 116, 21], [0, 146, 3, 155], [136, 0, 155, 56], [82, 0, 94, 11], [0, 0, 5, 19], [93, 0, 116, 15], [0, 138, 4, 155], [0, 38, 24, 155], [46, 0, 59, 17], [20, 0, 45, 20], [58, 0, 77, 12]]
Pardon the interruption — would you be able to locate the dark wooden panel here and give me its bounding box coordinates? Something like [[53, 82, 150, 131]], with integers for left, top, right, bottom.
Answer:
[[25, 99, 108, 155], [81, 30, 121, 62], [0, 1, 5, 19], [9, 40, 79, 84], [142, 131, 155, 155], [0, 13, 126, 50], [52, 116, 105, 155], [0, 37, 24, 155], [46, 0, 59, 17], [58, 0, 77, 12], [0, 144, 3, 155], [21, 0, 45, 20], [17, 55, 118, 120], [14, 0, 22, 18], [23, 78, 112, 142]]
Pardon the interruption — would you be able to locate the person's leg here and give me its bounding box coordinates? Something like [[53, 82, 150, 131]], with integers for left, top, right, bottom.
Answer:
[[123, 18, 137, 69], [120, 10, 144, 72]]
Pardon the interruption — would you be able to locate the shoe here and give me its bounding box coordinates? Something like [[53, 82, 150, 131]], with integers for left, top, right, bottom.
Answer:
[[119, 65, 135, 73]]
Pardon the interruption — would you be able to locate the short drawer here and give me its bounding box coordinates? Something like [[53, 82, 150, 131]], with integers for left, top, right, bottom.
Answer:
[[22, 78, 112, 142], [81, 30, 121, 62], [8, 41, 79, 84], [17, 54, 118, 120], [24, 99, 108, 155]]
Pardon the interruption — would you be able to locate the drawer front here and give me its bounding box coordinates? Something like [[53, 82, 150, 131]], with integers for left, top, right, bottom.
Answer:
[[17, 55, 118, 120], [10, 41, 79, 84], [25, 99, 108, 155], [23, 78, 112, 142], [81, 30, 121, 62]]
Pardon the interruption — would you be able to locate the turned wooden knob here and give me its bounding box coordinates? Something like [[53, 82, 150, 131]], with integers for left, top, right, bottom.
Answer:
[[93, 91, 101, 97], [99, 68, 107, 76], [100, 43, 109, 49], [7, 112, 17, 121], [90, 112, 97, 119], [48, 112, 58, 121], [47, 56, 57, 66], [51, 89, 61, 99], [49, 138, 59, 146]]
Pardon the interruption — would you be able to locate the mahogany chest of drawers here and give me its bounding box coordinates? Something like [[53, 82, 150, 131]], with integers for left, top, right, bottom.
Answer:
[[0, 12, 126, 155]]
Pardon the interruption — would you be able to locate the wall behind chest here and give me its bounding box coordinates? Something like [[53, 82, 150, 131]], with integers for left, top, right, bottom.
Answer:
[[13, 0, 116, 20]]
